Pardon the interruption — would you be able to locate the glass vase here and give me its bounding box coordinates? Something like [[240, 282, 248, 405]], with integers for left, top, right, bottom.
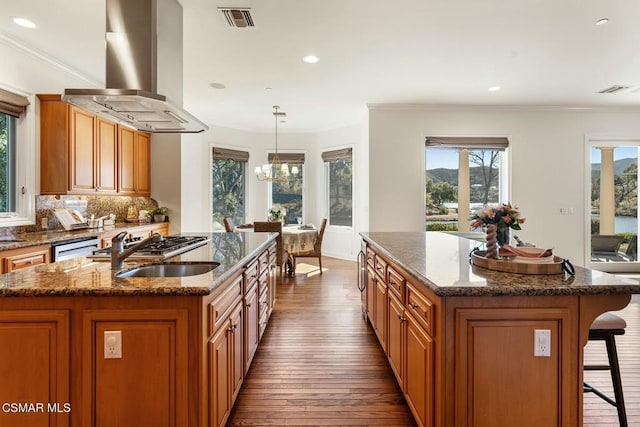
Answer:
[[497, 225, 510, 247]]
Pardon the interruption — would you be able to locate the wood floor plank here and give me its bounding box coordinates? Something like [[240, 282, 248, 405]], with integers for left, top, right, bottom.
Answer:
[[228, 258, 416, 426], [228, 257, 640, 426]]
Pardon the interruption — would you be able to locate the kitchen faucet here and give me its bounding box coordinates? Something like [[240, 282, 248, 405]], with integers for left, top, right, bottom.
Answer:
[[111, 231, 164, 270]]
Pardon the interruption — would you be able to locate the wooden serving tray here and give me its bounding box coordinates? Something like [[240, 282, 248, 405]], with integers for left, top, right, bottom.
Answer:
[[471, 250, 564, 275]]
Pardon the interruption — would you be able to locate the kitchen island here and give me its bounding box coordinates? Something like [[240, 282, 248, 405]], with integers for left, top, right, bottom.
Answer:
[[360, 232, 640, 427], [0, 232, 278, 427]]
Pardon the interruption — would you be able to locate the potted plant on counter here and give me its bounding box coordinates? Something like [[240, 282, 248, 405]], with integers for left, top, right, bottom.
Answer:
[[150, 206, 168, 223]]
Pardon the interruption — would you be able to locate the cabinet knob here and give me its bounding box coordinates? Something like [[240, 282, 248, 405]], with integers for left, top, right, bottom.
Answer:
[[246, 302, 252, 308], [409, 302, 419, 310]]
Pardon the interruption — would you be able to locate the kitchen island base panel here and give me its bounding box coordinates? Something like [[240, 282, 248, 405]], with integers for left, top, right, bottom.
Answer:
[[361, 233, 638, 427], [0, 232, 278, 427]]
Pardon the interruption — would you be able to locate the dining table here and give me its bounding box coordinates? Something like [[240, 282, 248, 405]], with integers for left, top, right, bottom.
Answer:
[[234, 223, 318, 275]]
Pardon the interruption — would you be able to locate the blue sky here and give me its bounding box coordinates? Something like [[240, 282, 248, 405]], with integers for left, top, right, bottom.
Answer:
[[426, 147, 638, 170], [591, 146, 637, 163]]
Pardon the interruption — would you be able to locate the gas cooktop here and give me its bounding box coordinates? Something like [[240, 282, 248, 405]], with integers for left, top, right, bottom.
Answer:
[[89, 235, 210, 261]]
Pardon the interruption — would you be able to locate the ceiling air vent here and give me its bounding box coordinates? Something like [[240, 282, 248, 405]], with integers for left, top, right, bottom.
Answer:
[[218, 8, 254, 27], [598, 85, 630, 94]]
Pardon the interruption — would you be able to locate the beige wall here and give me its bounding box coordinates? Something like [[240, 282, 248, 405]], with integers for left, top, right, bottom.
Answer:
[[369, 105, 640, 265]]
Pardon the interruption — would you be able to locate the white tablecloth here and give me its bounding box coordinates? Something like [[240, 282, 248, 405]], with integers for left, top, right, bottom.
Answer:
[[282, 225, 317, 255]]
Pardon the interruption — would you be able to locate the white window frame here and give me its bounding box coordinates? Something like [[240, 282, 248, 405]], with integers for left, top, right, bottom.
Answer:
[[324, 145, 354, 231], [209, 143, 249, 232], [585, 135, 640, 272], [0, 93, 36, 227], [267, 150, 306, 224]]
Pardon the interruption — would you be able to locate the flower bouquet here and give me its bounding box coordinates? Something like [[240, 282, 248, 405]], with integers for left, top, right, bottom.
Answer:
[[470, 203, 525, 258]]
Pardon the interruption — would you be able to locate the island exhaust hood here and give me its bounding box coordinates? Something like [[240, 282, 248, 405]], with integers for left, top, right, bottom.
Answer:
[[63, 0, 208, 133]]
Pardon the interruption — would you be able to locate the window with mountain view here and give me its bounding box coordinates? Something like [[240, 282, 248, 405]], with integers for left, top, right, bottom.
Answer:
[[590, 145, 638, 264], [425, 144, 505, 232]]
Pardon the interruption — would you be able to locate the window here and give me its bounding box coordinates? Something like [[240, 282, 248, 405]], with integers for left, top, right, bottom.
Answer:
[[323, 148, 353, 227], [211, 147, 248, 230], [0, 114, 16, 212], [425, 137, 509, 231], [589, 141, 639, 267], [0, 88, 30, 223], [270, 152, 304, 224]]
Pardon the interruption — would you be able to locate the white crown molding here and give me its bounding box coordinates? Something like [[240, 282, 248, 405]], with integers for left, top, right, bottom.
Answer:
[[0, 31, 102, 88], [367, 103, 640, 113]]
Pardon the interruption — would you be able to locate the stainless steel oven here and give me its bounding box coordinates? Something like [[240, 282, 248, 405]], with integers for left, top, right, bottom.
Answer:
[[51, 236, 100, 262]]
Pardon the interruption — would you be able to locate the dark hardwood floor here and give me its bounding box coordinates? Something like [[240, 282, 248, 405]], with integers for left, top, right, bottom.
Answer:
[[228, 257, 640, 426]]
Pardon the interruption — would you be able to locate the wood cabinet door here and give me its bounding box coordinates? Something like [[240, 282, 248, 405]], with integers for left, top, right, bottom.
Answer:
[[83, 310, 188, 427], [375, 279, 387, 350], [38, 95, 69, 194], [230, 302, 244, 402], [69, 105, 95, 192], [95, 118, 118, 193], [209, 322, 231, 427], [118, 126, 137, 194], [135, 132, 151, 195], [244, 284, 259, 373], [387, 292, 405, 389], [405, 312, 433, 427], [0, 310, 69, 427]]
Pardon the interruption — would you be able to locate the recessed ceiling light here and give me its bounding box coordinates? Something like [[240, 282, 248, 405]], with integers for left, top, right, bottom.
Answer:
[[302, 55, 319, 64], [265, 87, 272, 91], [12, 17, 36, 28], [488, 86, 501, 92], [209, 82, 226, 89], [595, 18, 609, 26]]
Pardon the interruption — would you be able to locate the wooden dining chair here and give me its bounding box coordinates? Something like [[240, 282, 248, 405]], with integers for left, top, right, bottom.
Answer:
[[254, 221, 286, 277], [293, 217, 327, 274], [223, 217, 234, 232]]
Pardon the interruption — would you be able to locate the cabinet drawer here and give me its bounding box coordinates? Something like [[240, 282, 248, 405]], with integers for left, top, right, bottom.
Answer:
[[374, 254, 387, 280], [258, 251, 269, 274], [387, 266, 405, 301], [1, 244, 51, 273], [406, 282, 435, 336], [244, 259, 260, 291], [366, 248, 375, 267], [208, 276, 243, 336], [4, 250, 49, 272]]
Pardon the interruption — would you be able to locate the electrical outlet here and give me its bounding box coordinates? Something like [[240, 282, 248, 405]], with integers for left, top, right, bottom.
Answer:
[[104, 330, 122, 359], [534, 329, 551, 357]]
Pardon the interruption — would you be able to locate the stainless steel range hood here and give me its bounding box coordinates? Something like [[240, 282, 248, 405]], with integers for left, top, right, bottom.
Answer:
[[63, 0, 208, 134]]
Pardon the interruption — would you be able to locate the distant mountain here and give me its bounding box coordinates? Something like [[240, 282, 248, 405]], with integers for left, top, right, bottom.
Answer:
[[591, 157, 637, 178], [426, 166, 500, 186]]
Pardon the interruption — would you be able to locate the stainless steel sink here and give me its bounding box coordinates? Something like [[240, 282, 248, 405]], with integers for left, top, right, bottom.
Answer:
[[115, 262, 220, 278]]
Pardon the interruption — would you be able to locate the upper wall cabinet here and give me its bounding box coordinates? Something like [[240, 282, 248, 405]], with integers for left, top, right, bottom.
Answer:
[[118, 126, 150, 196], [38, 95, 149, 196]]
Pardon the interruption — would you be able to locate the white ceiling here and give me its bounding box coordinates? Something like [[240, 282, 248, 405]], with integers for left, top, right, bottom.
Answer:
[[1, 0, 640, 132]]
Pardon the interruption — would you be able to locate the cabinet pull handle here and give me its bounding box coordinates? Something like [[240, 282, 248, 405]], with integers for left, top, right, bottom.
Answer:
[[228, 324, 237, 333]]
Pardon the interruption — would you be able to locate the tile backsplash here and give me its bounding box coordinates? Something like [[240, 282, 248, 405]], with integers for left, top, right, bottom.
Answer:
[[9, 195, 160, 233]]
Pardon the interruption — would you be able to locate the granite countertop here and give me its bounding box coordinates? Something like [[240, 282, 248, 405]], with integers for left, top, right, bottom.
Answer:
[[0, 232, 276, 297], [361, 232, 640, 297], [0, 222, 168, 251]]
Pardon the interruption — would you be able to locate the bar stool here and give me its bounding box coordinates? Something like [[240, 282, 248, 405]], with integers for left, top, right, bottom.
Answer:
[[584, 312, 627, 427]]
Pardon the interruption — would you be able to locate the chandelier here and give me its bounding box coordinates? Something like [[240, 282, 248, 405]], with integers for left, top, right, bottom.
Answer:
[[255, 105, 299, 183]]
